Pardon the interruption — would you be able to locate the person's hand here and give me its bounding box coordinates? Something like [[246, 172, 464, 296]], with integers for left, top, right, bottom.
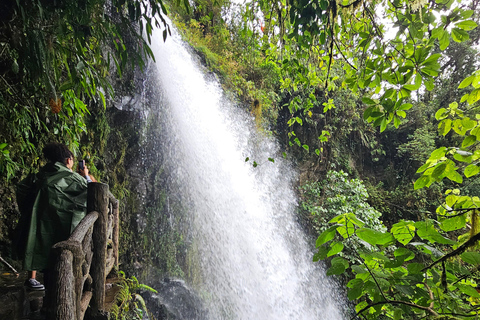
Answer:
[[78, 165, 89, 178]]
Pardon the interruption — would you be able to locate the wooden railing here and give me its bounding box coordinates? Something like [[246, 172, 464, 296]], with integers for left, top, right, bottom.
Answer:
[[47, 182, 119, 320]]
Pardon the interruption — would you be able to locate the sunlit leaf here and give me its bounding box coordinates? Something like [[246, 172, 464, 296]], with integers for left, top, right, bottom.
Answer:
[[440, 215, 466, 232], [455, 20, 478, 31], [459, 75, 475, 88], [356, 228, 394, 246], [414, 175, 430, 190], [391, 221, 415, 245], [465, 164, 480, 178], [327, 241, 344, 257], [316, 226, 337, 247]]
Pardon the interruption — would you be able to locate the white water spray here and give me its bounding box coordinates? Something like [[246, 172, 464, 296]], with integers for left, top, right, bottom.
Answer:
[[149, 24, 346, 320]]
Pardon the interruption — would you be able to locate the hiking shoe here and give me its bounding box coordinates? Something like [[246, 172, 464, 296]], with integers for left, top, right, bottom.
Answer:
[[24, 278, 45, 291]]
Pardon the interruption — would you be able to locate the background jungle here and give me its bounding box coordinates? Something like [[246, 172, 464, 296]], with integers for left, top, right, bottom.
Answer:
[[1, 0, 480, 318]]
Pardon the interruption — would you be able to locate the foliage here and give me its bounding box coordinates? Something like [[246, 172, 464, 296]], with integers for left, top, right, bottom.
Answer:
[[171, 1, 283, 128], [286, 0, 477, 132], [169, 3, 480, 317], [110, 271, 158, 320], [301, 170, 385, 262], [0, 0, 170, 181], [317, 207, 480, 319]]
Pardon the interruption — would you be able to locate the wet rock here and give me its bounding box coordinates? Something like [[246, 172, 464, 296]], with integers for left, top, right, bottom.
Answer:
[[145, 278, 209, 320]]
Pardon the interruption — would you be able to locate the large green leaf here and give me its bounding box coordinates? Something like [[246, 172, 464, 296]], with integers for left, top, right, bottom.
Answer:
[[356, 228, 395, 246], [457, 284, 480, 298], [414, 175, 430, 190], [415, 220, 455, 244], [327, 257, 349, 276], [460, 252, 480, 265], [391, 221, 415, 245], [327, 241, 344, 257], [316, 226, 338, 247], [455, 20, 478, 31], [440, 215, 466, 232], [464, 164, 480, 178]]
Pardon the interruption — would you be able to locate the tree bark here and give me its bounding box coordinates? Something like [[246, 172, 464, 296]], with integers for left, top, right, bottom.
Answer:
[[51, 250, 76, 319], [88, 182, 109, 314]]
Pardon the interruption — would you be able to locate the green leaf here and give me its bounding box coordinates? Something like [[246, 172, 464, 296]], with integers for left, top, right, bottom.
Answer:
[[432, 162, 447, 178], [435, 108, 448, 120], [461, 252, 480, 265], [391, 221, 415, 245], [393, 115, 400, 128], [362, 97, 376, 105], [415, 220, 455, 244], [380, 117, 387, 132], [459, 75, 475, 89], [347, 282, 364, 300], [439, 29, 450, 50], [446, 170, 463, 183], [440, 215, 466, 232], [453, 152, 472, 163], [457, 284, 480, 298], [465, 164, 480, 178], [414, 175, 430, 190], [461, 10, 474, 19], [404, 73, 422, 91], [313, 245, 329, 261], [393, 308, 403, 320], [356, 228, 395, 246], [0, 143, 7, 150], [462, 117, 477, 129], [438, 119, 452, 136], [352, 265, 367, 274], [407, 263, 424, 275], [327, 241, 344, 257], [395, 284, 415, 296], [430, 147, 447, 160], [397, 103, 412, 111], [468, 88, 480, 105], [455, 20, 478, 31], [452, 28, 469, 42], [327, 257, 349, 275], [316, 226, 338, 247], [355, 301, 369, 314]]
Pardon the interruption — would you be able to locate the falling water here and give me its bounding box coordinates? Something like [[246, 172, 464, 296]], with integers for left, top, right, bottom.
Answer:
[[147, 23, 346, 320]]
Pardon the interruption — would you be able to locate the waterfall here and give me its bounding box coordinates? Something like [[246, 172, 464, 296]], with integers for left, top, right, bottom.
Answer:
[[146, 23, 346, 320]]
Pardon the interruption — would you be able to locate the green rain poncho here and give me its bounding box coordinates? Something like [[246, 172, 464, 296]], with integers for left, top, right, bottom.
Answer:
[[19, 162, 88, 271]]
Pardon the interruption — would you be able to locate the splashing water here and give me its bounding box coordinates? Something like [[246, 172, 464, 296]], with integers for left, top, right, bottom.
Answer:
[[147, 23, 346, 320]]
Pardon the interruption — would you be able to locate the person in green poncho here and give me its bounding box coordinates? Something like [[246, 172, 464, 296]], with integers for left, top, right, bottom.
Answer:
[[16, 142, 95, 290]]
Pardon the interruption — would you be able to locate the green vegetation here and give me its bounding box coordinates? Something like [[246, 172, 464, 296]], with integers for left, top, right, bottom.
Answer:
[[170, 0, 480, 318], [0, 0, 168, 180], [1, 0, 480, 318], [110, 271, 158, 320]]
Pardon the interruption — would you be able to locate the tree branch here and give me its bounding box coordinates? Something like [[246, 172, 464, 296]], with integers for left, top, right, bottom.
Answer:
[[422, 231, 480, 272], [333, 38, 357, 71], [351, 299, 439, 320]]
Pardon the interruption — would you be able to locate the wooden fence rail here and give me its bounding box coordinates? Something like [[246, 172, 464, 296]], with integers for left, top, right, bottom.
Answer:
[[47, 182, 119, 320]]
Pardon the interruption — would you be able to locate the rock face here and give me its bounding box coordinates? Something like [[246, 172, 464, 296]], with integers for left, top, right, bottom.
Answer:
[[145, 278, 209, 320], [104, 65, 196, 318]]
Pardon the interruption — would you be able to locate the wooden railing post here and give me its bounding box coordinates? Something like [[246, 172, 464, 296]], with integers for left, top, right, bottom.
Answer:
[[47, 183, 119, 320], [112, 198, 120, 272], [49, 249, 76, 319], [88, 182, 109, 315]]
